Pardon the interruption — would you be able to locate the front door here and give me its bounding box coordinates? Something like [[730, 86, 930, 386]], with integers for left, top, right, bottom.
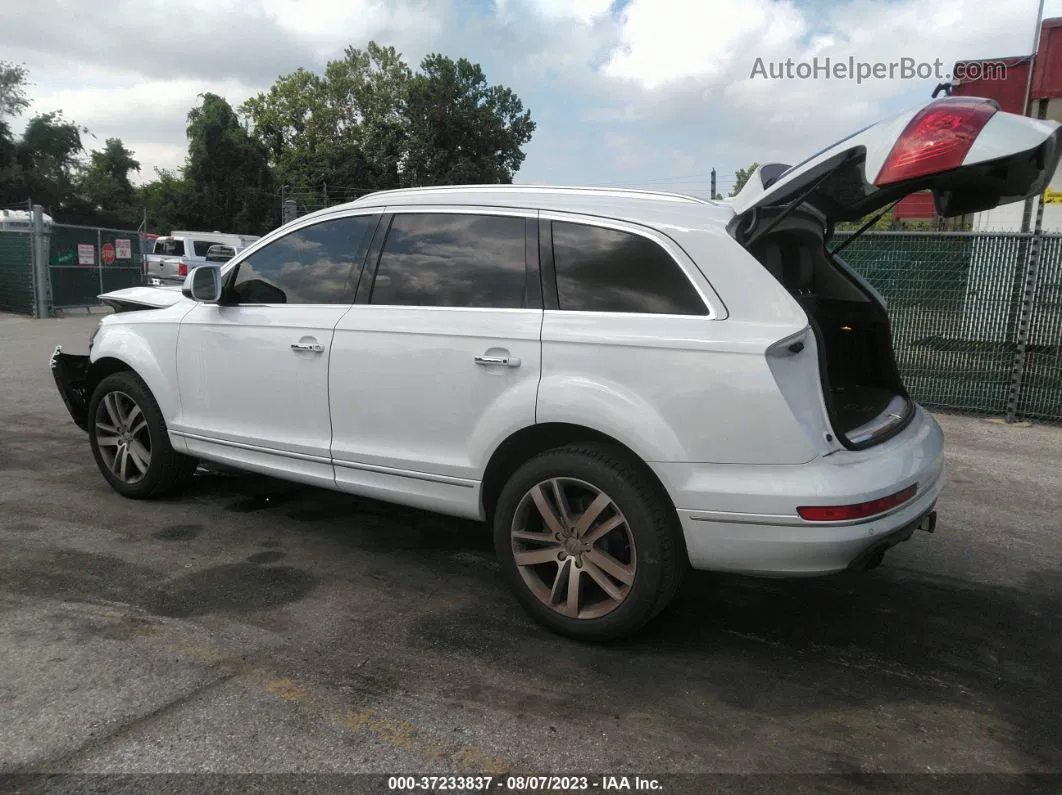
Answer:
[[173, 212, 379, 486], [329, 209, 542, 518]]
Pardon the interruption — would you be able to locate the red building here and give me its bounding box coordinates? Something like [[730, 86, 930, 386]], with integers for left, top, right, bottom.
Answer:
[[893, 17, 1062, 223]]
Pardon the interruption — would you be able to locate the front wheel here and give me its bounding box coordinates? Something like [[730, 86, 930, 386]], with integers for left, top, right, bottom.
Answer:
[[493, 444, 686, 641], [87, 371, 197, 499]]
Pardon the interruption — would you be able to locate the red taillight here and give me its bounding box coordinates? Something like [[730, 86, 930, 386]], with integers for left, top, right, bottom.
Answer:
[[178, 261, 189, 277], [874, 99, 997, 186], [797, 485, 918, 522]]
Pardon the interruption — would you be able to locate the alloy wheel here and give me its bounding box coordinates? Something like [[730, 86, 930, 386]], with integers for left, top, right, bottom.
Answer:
[[94, 391, 152, 484], [510, 477, 637, 620]]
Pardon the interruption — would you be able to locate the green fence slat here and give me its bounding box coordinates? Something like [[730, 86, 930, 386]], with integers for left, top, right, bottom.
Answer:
[[0, 231, 35, 315]]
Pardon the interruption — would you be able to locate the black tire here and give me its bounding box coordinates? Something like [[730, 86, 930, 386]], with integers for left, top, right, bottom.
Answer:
[[493, 443, 686, 641], [87, 371, 198, 499]]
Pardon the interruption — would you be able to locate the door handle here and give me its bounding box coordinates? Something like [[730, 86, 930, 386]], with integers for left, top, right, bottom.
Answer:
[[475, 352, 521, 368], [291, 342, 324, 353]]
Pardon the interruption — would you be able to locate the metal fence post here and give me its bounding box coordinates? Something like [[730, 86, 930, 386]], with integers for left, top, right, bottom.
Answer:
[[97, 227, 104, 298], [1005, 194, 1047, 422], [31, 204, 51, 318]]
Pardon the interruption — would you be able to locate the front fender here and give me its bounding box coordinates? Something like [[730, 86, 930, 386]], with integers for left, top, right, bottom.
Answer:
[[90, 320, 182, 425]]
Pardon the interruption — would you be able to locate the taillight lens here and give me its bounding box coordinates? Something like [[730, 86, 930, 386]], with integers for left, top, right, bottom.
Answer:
[[797, 485, 917, 522], [178, 261, 189, 277], [874, 98, 997, 186]]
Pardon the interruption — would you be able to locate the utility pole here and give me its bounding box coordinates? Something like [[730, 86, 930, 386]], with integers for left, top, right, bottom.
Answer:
[[710, 169, 717, 200], [1020, 0, 1047, 232]]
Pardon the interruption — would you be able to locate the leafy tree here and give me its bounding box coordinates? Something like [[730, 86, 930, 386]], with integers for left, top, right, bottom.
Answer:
[[184, 93, 277, 233], [0, 61, 30, 120], [402, 54, 535, 186], [241, 43, 409, 191], [8, 112, 86, 210], [138, 168, 191, 233], [241, 41, 535, 192], [77, 137, 140, 224], [729, 162, 761, 197]]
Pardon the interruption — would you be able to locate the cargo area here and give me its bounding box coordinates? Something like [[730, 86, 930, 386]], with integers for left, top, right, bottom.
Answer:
[[745, 212, 913, 448]]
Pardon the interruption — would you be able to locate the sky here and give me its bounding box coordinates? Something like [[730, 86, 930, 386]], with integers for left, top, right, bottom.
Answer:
[[0, 0, 1055, 197]]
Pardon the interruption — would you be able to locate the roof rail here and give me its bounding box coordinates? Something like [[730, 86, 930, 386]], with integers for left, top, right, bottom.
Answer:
[[353, 184, 713, 205]]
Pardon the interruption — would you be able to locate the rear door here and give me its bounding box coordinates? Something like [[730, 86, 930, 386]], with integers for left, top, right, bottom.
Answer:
[[730, 96, 1062, 232], [328, 207, 542, 518]]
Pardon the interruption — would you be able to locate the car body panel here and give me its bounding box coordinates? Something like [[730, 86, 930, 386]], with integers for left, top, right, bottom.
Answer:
[[172, 303, 353, 483]]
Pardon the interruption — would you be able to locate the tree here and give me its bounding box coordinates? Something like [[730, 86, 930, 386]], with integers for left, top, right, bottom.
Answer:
[[401, 54, 535, 186], [0, 62, 31, 205], [184, 93, 277, 233], [78, 137, 140, 224], [241, 43, 410, 191], [241, 41, 536, 192], [729, 162, 761, 197], [138, 169, 191, 234], [8, 112, 85, 210], [0, 61, 30, 120]]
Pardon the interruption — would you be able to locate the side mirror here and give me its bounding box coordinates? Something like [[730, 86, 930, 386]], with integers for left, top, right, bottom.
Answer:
[[183, 266, 222, 303]]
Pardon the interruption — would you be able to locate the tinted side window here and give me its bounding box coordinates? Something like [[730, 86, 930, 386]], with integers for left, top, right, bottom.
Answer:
[[551, 221, 707, 315], [370, 213, 528, 308], [229, 215, 377, 305], [193, 240, 217, 256]]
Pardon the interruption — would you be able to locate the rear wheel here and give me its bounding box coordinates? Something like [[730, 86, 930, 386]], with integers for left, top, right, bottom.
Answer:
[[493, 444, 685, 641], [88, 371, 198, 499]]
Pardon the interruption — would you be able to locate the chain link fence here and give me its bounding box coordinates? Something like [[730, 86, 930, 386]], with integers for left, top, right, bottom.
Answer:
[[47, 224, 145, 310], [837, 231, 1061, 424]]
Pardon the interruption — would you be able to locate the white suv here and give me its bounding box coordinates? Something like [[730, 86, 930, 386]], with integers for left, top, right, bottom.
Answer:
[[51, 97, 1061, 639]]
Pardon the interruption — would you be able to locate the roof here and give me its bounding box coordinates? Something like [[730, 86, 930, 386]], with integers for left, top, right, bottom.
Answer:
[[299, 184, 736, 230]]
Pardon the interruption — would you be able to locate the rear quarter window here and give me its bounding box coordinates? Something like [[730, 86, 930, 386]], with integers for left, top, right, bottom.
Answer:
[[550, 221, 707, 315]]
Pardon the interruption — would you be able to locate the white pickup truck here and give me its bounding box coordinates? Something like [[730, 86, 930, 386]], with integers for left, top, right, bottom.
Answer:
[[144, 231, 259, 284]]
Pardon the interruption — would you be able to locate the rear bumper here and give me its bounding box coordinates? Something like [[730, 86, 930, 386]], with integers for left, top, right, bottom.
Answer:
[[50, 345, 90, 432], [656, 405, 947, 576]]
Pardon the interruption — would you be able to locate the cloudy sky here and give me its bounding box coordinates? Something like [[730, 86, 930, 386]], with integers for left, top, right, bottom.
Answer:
[[0, 0, 1055, 196]]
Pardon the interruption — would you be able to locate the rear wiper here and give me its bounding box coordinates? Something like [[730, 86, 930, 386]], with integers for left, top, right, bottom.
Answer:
[[829, 199, 901, 256]]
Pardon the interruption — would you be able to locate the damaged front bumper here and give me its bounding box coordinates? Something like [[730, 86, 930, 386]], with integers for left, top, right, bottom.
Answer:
[[51, 345, 90, 432]]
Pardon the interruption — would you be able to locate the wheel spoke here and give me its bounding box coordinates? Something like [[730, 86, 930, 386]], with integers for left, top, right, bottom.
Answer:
[[103, 394, 121, 427], [585, 548, 635, 586], [573, 492, 612, 538], [549, 557, 571, 606], [565, 560, 582, 617], [550, 479, 574, 527], [530, 484, 566, 536], [108, 445, 123, 475], [127, 440, 150, 475], [96, 435, 121, 448], [96, 421, 118, 435], [512, 530, 556, 544], [581, 557, 626, 602], [514, 547, 563, 566], [583, 514, 625, 545], [129, 419, 148, 436], [123, 403, 142, 430]]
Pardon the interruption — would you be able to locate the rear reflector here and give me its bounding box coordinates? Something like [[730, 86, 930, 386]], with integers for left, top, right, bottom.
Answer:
[[874, 98, 997, 186], [797, 484, 918, 522]]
